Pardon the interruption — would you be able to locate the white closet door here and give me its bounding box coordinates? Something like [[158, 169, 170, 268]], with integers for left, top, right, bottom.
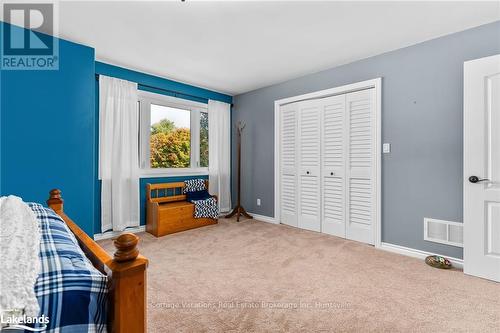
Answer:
[[321, 94, 347, 237], [298, 100, 321, 232], [346, 89, 376, 244], [280, 103, 298, 227]]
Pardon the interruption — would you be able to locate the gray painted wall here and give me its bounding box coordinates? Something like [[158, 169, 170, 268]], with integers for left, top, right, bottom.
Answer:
[[231, 21, 500, 259]]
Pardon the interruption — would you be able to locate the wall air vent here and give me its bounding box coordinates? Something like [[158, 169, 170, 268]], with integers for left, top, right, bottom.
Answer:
[[424, 218, 463, 248]]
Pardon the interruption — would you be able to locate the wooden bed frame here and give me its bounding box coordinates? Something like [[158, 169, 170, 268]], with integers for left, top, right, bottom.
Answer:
[[47, 189, 148, 333]]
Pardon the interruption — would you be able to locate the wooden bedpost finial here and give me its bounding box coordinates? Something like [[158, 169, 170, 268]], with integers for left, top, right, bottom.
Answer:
[[113, 233, 140, 262], [47, 189, 64, 213]]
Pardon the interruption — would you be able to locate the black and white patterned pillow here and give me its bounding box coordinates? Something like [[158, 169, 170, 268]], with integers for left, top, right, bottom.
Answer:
[[192, 197, 219, 219], [184, 179, 206, 193]]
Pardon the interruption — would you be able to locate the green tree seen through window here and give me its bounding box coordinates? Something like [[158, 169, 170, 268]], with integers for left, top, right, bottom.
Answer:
[[150, 119, 190, 168], [151, 119, 175, 135], [149, 112, 209, 169], [200, 112, 209, 167]]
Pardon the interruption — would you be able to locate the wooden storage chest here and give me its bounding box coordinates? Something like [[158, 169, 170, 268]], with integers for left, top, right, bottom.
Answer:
[[146, 181, 217, 237]]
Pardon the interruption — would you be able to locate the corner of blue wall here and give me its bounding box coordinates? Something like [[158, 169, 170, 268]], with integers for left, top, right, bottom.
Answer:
[[1, 21, 233, 236], [93, 62, 232, 234], [1, 21, 96, 235]]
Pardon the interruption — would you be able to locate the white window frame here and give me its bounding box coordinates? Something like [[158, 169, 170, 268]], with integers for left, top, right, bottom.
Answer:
[[138, 90, 208, 177]]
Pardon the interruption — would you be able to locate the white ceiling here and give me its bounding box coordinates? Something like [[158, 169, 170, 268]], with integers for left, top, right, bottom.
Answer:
[[56, 1, 500, 96]]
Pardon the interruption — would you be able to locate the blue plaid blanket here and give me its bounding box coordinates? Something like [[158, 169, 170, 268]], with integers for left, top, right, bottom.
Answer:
[[27, 203, 108, 333]]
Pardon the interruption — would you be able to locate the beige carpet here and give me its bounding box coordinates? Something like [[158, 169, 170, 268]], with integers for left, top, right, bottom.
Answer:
[[98, 218, 500, 332]]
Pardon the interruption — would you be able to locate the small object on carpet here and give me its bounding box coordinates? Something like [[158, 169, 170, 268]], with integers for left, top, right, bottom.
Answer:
[[425, 255, 452, 269]]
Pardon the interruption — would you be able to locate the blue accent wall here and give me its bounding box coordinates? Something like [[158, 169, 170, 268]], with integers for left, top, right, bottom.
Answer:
[[1, 25, 232, 236], [93, 62, 233, 234], [0, 23, 96, 235]]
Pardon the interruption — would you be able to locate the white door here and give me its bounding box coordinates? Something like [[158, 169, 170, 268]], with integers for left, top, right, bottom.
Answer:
[[321, 94, 347, 237], [464, 54, 500, 282], [280, 102, 298, 227], [346, 89, 376, 245], [298, 100, 321, 232]]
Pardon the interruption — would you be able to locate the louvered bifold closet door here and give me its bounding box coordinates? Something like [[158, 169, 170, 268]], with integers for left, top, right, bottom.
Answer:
[[321, 95, 347, 237], [298, 100, 321, 232], [346, 89, 376, 244], [280, 103, 298, 227]]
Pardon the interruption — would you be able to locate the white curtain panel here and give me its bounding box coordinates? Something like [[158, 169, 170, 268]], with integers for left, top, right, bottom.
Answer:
[[208, 100, 231, 212], [99, 75, 139, 232]]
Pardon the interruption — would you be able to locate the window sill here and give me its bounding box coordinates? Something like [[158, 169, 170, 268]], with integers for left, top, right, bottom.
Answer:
[[139, 167, 209, 178]]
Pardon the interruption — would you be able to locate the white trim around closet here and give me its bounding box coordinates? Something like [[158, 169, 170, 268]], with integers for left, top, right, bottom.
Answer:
[[274, 78, 382, 248]]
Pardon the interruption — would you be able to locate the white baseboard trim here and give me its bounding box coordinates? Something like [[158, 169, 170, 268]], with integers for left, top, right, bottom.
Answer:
[[379, 242, 463, 269], [94, 226, 146, 241], [248, 212, 278, 224]]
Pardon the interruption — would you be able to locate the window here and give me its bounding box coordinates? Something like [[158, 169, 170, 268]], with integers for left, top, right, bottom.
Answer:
[[150, 104, 191, 168], [139, 91, 208, 174], [200, 111, 209, 167]]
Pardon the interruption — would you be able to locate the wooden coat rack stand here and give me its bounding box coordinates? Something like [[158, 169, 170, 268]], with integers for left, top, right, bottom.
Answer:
[[225, 121, 252, 222]]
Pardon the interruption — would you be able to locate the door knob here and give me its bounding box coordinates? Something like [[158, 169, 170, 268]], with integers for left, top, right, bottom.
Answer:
[[469, 176, 490, 183], [306, 171, 310, 175]]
